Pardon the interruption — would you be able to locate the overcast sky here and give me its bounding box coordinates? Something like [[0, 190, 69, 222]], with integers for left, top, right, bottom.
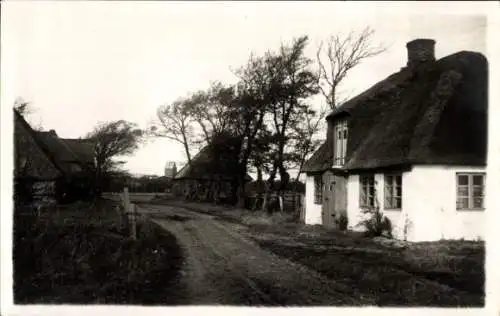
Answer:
[[1, 1, 489, 176]]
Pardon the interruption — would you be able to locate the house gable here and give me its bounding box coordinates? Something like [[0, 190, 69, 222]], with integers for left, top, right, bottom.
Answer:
[[14, 110, 62, 180]]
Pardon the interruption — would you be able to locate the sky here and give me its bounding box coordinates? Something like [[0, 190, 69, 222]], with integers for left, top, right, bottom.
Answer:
[[1, 1, 489, 177]]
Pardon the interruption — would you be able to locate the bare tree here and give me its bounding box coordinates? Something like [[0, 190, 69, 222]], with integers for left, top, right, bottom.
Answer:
[[149, 98, 197, 166], [317, 27, 386, 109], [13, 98, 44, 131], [14, 98, 31, 116]]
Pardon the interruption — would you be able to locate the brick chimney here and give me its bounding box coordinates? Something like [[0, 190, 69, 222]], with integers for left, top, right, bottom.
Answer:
[[406, 39, 436, 67]]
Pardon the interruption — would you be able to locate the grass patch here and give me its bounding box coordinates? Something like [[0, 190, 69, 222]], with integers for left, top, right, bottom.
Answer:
[[13, 199, 184, 305], [246, 224, 484, 306], [241, 212, 294, 227]]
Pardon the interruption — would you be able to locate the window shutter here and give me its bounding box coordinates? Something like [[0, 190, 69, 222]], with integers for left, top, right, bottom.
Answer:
[[384, 176, 391, 208], [359, 177, 366, 207]]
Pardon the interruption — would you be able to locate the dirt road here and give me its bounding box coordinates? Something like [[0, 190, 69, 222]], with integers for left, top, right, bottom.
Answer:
[[136, 203, 374, 306]]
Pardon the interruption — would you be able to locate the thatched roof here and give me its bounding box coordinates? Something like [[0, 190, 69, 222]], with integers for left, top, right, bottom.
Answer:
[[35, 131, 95, 174], [14, 109, 95, 179], [303, 50, 487, 173], [60, 138, 95, 164], [14, 110, 62, 180], [301, 142, 332, 173], [174, 145, 252, 181]]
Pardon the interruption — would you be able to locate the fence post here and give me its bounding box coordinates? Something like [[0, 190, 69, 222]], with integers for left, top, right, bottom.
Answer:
[[278, 194, 284, 213], [122, 187, 137, 240], [300, 194, 305, 223], [123, 187, 130, 213], [130, 204, 137, 240]]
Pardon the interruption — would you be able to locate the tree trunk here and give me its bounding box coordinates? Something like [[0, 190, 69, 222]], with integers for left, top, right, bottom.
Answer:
[[261, 164, 277, 213], [234, 161, 248, 208], [253, 166, 264, 211]]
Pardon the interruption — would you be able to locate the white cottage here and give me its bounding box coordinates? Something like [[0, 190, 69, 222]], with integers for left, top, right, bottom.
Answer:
[[301, 39, 487, 242]]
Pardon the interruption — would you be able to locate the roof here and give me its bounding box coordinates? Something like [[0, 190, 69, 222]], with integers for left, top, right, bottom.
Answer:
[[303, 50, 488, 172], [301, 142, 332, 173], [14, 110, 95, 178], [14, 110, 62, 180], [34, 131, 95, 174], [174, 145, 252, 181], [60, 138, 95, 164]]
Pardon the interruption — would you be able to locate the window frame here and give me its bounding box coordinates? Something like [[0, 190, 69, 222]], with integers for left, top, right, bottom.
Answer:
[[359, 174, 375, 208], [384, 173, 402, 210], [333, 120, 348, 167], [314, 175, 323, 205], [456, 172, 485, 211]]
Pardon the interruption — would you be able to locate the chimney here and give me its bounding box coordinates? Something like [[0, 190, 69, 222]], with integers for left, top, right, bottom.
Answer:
[[406, 39, 436, 67]]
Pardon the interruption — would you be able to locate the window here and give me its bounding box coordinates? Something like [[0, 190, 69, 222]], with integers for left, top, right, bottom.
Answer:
[[360, 175, 375, 208], [334, 120, 348, 166], [314, 175, 323, 204], [70, 163, 82, 172], [384, 174, 402, 209], [456, 173, 485, 210]]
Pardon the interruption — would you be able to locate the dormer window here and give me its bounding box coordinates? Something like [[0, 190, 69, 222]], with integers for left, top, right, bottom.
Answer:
[[333, 120, 348, 166]]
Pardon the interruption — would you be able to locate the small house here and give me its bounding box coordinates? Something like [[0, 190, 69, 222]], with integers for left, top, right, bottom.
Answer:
[[14, 109, 96, 204], [301, 39, 487, 242], [172, 140, 252, 203]]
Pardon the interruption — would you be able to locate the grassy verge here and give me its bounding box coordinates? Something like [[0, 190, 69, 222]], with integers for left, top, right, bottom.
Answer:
[[250, 225, 484, 306], [13, 199, 184, 305], [156, 199, 485, 306]]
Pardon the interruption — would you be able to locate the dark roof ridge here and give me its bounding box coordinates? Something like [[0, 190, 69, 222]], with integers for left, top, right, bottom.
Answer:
[[326, 50, 486, 121]]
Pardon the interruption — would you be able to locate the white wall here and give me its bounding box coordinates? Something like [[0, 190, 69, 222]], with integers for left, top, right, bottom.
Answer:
[[305, 175, 322, 225], [347, 165, 486, 242]]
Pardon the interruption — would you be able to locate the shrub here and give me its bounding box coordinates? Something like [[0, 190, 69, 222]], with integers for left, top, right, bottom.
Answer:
[[360, 205, 392, 238], [358, 191, 392, 238], [336, 213, 348, 231]]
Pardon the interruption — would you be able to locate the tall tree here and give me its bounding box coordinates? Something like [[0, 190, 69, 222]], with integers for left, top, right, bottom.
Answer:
[[317, 27, 386, 109], [261, 35, 319, 211], [87, 120, 144, 192], [230, 52, 282, 207]]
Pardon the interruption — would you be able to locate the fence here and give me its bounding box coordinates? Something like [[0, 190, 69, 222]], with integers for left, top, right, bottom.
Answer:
[[247, 192, 305, 214]]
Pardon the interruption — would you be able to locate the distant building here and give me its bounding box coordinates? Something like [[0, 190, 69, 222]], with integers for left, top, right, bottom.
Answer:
[[164, 161, 178, 179]]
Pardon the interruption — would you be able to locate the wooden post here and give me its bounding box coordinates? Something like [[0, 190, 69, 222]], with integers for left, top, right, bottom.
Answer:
[[130, 204, 137, 240], [300, 194, 306, 223], [123, 187, 130, 212], [123, 187, 137, 239], [115, 204, 122, 229]]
